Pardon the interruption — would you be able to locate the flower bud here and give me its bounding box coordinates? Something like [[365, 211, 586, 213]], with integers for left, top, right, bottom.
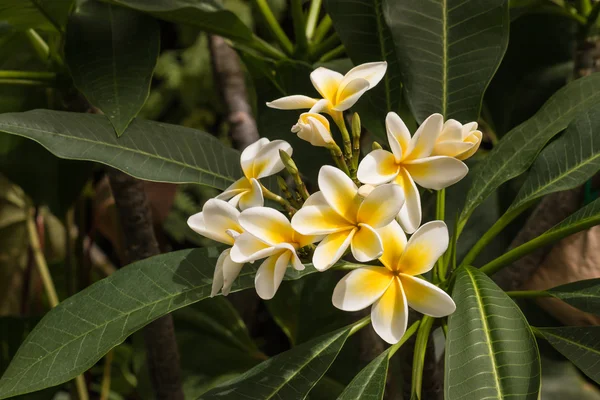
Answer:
[[279, 149, 299, 176], [432, 119, 482, 160], [291, 112, 334, 148]]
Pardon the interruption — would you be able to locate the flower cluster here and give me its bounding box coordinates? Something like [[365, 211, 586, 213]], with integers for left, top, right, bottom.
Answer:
[[188, 62, 482, 343]]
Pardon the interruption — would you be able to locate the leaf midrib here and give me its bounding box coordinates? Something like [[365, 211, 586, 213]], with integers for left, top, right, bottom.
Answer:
[[0, 124, 237, 184], [539, 329, 600, 356]]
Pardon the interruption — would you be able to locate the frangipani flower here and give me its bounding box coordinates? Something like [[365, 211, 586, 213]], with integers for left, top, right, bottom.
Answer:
[[187, 199, 244, 297], [266, 62, 387, 120], [292, 165, 404, 271], [291, 112, 334, 147], [332, 220, 456, 344], [357, 112, 468, 233], [217, 138, 292, 210], [230, 207, 316, 299], [432, 119, 482, 160]]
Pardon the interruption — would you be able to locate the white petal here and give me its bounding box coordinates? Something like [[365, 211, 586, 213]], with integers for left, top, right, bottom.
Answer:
[[313, 228, 355, 271], [357, 184, 405, 228], [303, 191, 328, 207], [308, 98, 333, 114], [310, 67, 343, 102], [456, 130, 482, 161], [291, 203, 351, 235], [376, 220, 407, 271], [339, 61, 387, 91], [394, 169, 421, 234], [398, 220, 448, 276], [238, 178, 264, 210], [251, 140, 293, 179], [221, 250, 244, 296], [351, 224, 383, 262], [439, 119, 463, 142], [266, 95, 318, 110], [432, 141, 474, 158], [371, 278, 408, 344], [255, 251, 290, 300], [240, 138, 269, 177], [230, 232, 277, 263], [216, 177, 252, 202], [332, 78, 370, 111], [400, 274, 456, 317], [405, 113, 443, 160], [332, 266, 394, 311], [211, 251, 226, 297], [238, 206, 294, 246], [290, 252, 305, 271], [386, 112, 411, 162], [187, 199, 241, 245], [318, 165, 360, 221], [404, 156, 468, 190], [357, 149, 399, 185]]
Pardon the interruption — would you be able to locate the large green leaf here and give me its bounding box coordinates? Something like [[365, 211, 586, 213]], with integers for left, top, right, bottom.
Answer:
[[0, 247, 319, 398], [535, 326, 600, 385], [546, 279, 600, 316], [101, 0, 253, 43], [199, 321, 359, 399], [65, 0, 160, 136], [0, 0, 73, 31], [325, 0, 401, 138], [508, 107, 600, 212], [383, 0, 509, 123], [0, 110, 242, 190], [445, 267, 540, 399], [337, 349, 390, 400], [460, 73, 600, 231]]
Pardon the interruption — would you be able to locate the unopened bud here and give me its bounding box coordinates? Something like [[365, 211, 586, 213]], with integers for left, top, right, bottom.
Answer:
[[351, 113, 361, 140], [372, 141, 383, 151], [279, 149, 298, 176]]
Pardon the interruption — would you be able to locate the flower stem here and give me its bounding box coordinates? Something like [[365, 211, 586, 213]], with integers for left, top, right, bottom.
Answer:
[[305, 0, 322, 40], [333, 114, 354, 177], [319, 44, 345, 63], [291, 0, 308, 55], [506, 290, 551, 299], [351, 113, 361, 171], [100, 350, 113, 400], [261, 184, 297, 213], [328, 143, 351, 176], [312, 14, 332, 44], [411, 315, 435, 399], [247, 35, 287, 60], [389, 320, 421, 357], [349, 315, 371, 335], [310, 32, 341, 61], [253, 0, 294, 55], [434, 189, 446, 283]]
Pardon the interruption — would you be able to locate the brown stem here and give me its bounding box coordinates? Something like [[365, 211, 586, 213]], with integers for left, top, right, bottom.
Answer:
[[107, 169, 184, 400], [209, 35, 260, 150]]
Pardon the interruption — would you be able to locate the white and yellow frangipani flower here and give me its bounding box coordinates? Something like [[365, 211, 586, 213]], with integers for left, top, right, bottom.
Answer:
[[266, 62, 387, 121], [217, 138, 292, 210], [230, 207, 317, 300], [291, 165, 405, 271], [357, 112, 468, 234], [332, 220, 456, 344], [187, 199, 244, 297], [291, 112, 334, 148], [432, 119, 482, 160]]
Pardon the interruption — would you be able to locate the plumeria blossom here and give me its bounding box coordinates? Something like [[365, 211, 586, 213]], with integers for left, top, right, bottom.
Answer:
[[332, 220, 456, 344], [291, 112, 334, 147], [292, 165, 405, 271], [266, 62, 387, 121], [432, 119, 482, 160], [357, 112, 468, 234], [187, 199, 244, 297], [217, 138, 292, 210], [230, 207, 317, 300]]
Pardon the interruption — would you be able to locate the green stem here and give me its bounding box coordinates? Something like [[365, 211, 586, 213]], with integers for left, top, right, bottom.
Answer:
[[291, 0, 308, 55], [25, 29, 63, 67], [310, 32, 341, 61], [349, 315, 371, 335], [434, 189, 446, 283], [0, 70, 56, 81], [100, 351, 113, 400], [333, 114, 354, 174], [319, 44, 345, 62], [305, 0, 322, 40], [389, 320, 421, 357], [248, 35, 287, 60], [328, 143, 351, 176], [261, 184, 297, 213], [411, 316, 435, 399], [351, 113, 361, 171], [460, 202, 530, 269], [583, 1, 600, 35], [312, 14, 332, 44], [253, 0, 294, 54], [479, 210, 600, 276], [506, 290, 551, 299]]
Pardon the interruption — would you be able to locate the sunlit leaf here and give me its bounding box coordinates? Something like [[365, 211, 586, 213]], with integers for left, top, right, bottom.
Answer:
[[383, 0, 509, 123], [65, 0, 160, 136], [0, 248, 318, 398], [0, 110, 242, 190], [445, 267, 540, 399]]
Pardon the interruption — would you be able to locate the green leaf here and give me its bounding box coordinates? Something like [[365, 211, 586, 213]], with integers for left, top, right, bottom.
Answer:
[[325, 0, 401, 138], [0, 110, 242, 190], [547, 279, 600, 316], [535, 326, 600, 385], [65, 0, 160, 136], [101, 0, 253, 43], [0, 248, 318, 398], [0, 0, 73, 32], [445, 267, 540, 399], [383, 0, 509, 123], [199, 322, 359, 399], [509, 107, 600, 212], [460, 73, 600, 231], [337, 349, 390, 400]]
